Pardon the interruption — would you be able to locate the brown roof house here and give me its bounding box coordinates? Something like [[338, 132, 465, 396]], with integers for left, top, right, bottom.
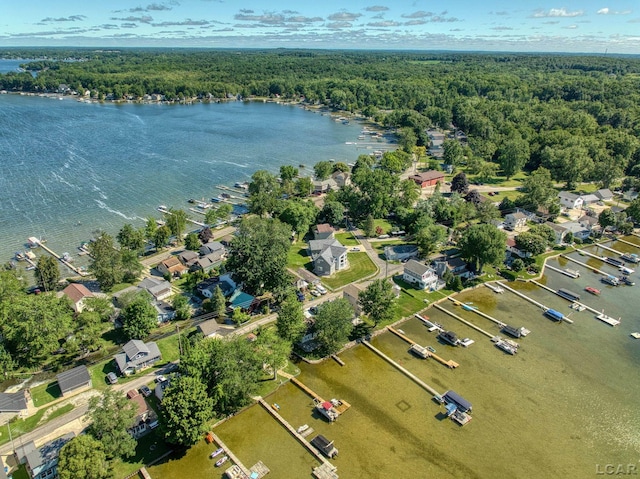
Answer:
[[308, 238, 348, 276], [56, 365, 92, 397], [115, 339, 162, 376], [157, 257, 188, 278], [61, 283, 94, 313], [409, 170, 445, 188], [342, 283, 364, 316], [126, 389, 157, 438], [313, 223, 335, 240]]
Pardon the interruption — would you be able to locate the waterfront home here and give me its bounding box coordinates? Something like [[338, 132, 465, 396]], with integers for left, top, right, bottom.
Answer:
[[138, 277, 172, 301], [561, 219, 593, 241], [189, 252, 224, 272], [157, 257, 188, 278], [17, 432, 74, 479], [56, 365, 91, 397], [126, 389, 157, 438], [313, 223, 335, 240], [0, 390, 30, 417], [229, 290, 256, 311], [402, 260, 439, 290], [308, 238, 349, 276], [199, 240, 226, 257], [558, 191, 583, 210], [433, 256, 469, 279], [503, 212, 528, 231], [60, 283, 94, 313], [342, 283, 365, 316], [114, 339, 162, 376], [623, 189, 638, 201], [197, 319, 222, 338], [544, 221, 569, 244], [506, 237, 532, 259], [595, 188, 614, 201], [409, 170, 445, 188]]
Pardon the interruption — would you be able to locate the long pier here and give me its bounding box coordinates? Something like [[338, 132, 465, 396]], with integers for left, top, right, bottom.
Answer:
[[361, 340, 441, 396], [500, 282, 573, 324], [616, 238, 640, 249], [433, 304, 494, 339], [257, 398, 337, 474], [545, 264, 580, 278], [208, 431, 253, 477], [157, 207, 205, 227], [280, 373, 351, 415], [37, 242, 88, 276], [595, 243, 623, 256], [388, 326, 459, 368], [560, 254, 608, 276], [447, 297, 506, 327]]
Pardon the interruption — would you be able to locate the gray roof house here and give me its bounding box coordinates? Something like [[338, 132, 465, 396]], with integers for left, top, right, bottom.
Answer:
[[21, 433, 74, 479], [595, 188, 614, 201], [558, 191, 583, 210], [56, 365, 91, 397], [199, 241, 225, 257], [177, 250, 199, 265], [580, 193, 599, 205], [115, 340, 162, 376], [138, 277, 172, 301], [403, 260, 439, 290], [197, 318, 221, 338], [544, 221, 569, 244], [308, 238, 348, 276], [433, 256, 469, 279], [0, 390, 30, 417], [342, 283, 365, 316]]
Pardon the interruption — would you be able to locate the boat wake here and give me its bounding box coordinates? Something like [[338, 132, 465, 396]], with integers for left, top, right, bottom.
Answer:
[[94, 199, 137, 221]]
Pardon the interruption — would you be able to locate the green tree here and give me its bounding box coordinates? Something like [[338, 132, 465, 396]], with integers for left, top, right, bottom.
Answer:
[[363, 214, 376, 238], [58, 435, 109, 479], [520, 167, 557, 211], [398, 179, 420, 209], [120, 249, 143, 283], [450, 172, 469, 195], [145, 217, 158, 241], [225, 217, 292, 295], [497, 137, 530, 180], [514, 232, 548, 256], [294, 177, 312, 198], [254, 327, 292, 379], [34, 255, 59, 292], [279, 164, 298, 182], [415, 224, 447, 258], [165, 208, 189, 242], [598, 208, 618, 229], [314, 160, 334, 180], [184, 232, 200, 251], [207, 285, 227, 318], [248, 170, 281, 217], [75, 309, 106, 353], [276, 290, 307, 343], [458, 224, 507, 273], [321, 201, 345, 226], [443, 139, 464, 167], [172, 294, 191, 321], [160, 375, 213, 446], [121, 292, 157, 339], [153, 225, 171, 250], [279, 199, 318, 240], [87, 389, 137, 460], [232, 307, 251, 325], [314, 299, 354, 355], [626, 198, 640, 222], [358, 279, 396, 325], [88, 232, 123, 291], [117, 224, 145, 251]]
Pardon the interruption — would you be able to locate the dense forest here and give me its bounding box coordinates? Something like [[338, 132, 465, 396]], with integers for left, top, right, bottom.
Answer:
[[2, 48, 640, 189]]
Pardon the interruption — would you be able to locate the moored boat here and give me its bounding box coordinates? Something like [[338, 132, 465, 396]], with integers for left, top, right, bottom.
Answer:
[[620, 276, 635, 286], [210, 448, 224, 458], [297, 424, 310, 434], [620, 253, 640, 263], [585, 286, 601, 295], [595, 312, 621, 327], [438, 330, 460, 346], [604, 257, 625, 267], [215, 455, 229, 467], [601, 275, 620, 286]]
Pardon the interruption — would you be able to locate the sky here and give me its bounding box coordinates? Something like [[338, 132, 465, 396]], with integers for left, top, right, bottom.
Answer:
[[1, 1, 639, 53]]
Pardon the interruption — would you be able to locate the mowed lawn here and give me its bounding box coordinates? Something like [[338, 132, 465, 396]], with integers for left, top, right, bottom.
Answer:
[[322, 252, 377, 289], [334, 232, 360, 246], [287, 241, 312, 269]]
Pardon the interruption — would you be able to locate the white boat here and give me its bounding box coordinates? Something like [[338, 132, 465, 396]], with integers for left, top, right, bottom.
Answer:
[[215, 455, 229, 467], [315, 400, 339, 422], [62, 252, 73, 263], [619, 266, 635, 275], [459, 338, 475, 348], [631, 332, 640, 339], [14, 251, 26, 261], [210, 448, 224, 458], [495, 339, 518, 355], [297, 424, 310, 433]]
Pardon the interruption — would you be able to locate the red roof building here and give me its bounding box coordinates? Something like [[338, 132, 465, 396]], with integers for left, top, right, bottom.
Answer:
[[409, 170, 445, 188]]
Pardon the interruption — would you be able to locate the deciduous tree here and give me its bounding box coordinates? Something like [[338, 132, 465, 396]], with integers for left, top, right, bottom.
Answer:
[[35, 255, 59, 292], [276, 290, 307, 343], [88, 232, 123, 291], [415, 224, 447, 258], [160, 375, 213, 446], [87, 389, 137, 460], [248, 170, 281, 217], [313, 299, 354, 355], [458, 224, 506, 273], [121, 292, 157, 339], [358, 279, 396, 325], [450, 172, 469, 195], [58, 435, 109, 479]]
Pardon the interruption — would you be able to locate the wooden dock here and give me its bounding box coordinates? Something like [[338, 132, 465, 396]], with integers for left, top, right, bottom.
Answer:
[[560, 254, 608, 276], [361, 340, 442, 396], [157, 207, 206, 227], [615, 238, 640, 249], [208, 432, 253, 478], [499, 282, 573, 324], [37, 242, 88, 276], [595, 243, 623, 256], [447, 297, 507, 328], [544, 264, 580, 278], [388, 327, 459, 368], [257, 398, 338, 475], [287, 377, 351, 415], [433, 304, 493, 339], [330, 355, 345, 366]]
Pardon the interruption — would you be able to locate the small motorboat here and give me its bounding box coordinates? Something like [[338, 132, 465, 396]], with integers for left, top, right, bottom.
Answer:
[[585, 286, 600, 295], [272, 403, 280, 410], [427, 346, 436, 353], [210, 448, 224, 459], [215, 455, 229, 467], [297, 424, 309, 433]]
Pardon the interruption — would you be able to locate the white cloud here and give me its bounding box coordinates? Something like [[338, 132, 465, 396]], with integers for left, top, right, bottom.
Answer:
[[597, 8, 632, 15], [532, 8, 584, 18]]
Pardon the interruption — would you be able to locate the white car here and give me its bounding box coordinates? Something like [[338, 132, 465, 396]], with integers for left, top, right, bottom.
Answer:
[[316, 285, 327, 295], [310, 290, 321, 297], [351, 247, 361, 252]]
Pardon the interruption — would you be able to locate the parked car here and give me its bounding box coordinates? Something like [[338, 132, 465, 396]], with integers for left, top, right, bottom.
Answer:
[[315, 285, 327, 295], [155, 375, 167, 383], [296, 290, 305, 302], [351, 247, 361, 252], [140, 385, 152, 397], [310, 290, 321, 297], [106, 372, 118, 385]]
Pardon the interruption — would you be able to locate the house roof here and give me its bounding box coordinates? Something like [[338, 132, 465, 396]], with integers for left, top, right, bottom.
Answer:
[[139, 277, 172, 299], [581, 194, 599, 203], [123, 339, 149, 359], [0, 391, 28, 413], [296, 267, 321, 285], [115, 339, 161, 373], [343, 283, 364, 299], [201, 241, 225, 253], [230, 291, 255, 309], [506, 212, 527, 220], [309, 238, 348, 264], [595, 188, 614, 200], [315, 223, 335, 234], [197, 319, 220, 337], [178, 250, 199, 264], [545, 221, 569, 233], [25, 433, 75, 478], [410, 170, 445, 182], [160, 257, 188, 273], [404, 259, 432, 277], [62, 283, 93, 304], [56, 365, 90, 394], [506, 237, 516, 247], [128, 392, 150, 418], [558, 191, 581, 201]]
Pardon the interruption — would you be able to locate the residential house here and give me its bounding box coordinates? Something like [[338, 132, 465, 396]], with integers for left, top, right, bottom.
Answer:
[[313, 177, 338, 194], [308, 238, 349, 276], [506, 237, 532, 259], [20, 433, 74, 479], [60, 283, 94, 313], [197, 319, 221, 338], [126, 389, 157, 438], [199, 241, 225, 257], [558, 191, 584, 210], [623, 190, 638, 201], [138, 277, 172, 301], [313, 223, 335, 240], [342, 283, 364, 316], [157, 257, 188, 278], [154, 378, 170, 402], [114, 339, 162, 376], [545, 221, 569, 244], [561, 221, 592, 241], [580, 193, 600, 205], [427, 129, 445, 158], [433, 256, 469, 279], [331, 171, 350, 188], [200, 274, 236, 298], [595, 188, 614, 201], [0, 390, 30, 417], [56, 365, 91, 397], [189, 252, 223, 272], [295, 267, 321, 291], [409, 170, 445, 188], [403, 260, 439, 290], [229, 290, 256, 311], [177, 250, 199, 265], [503, 212, 528, 231]]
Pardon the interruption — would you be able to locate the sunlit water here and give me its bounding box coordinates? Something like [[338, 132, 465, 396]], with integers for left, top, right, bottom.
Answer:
[[150, 241, 640, 479]]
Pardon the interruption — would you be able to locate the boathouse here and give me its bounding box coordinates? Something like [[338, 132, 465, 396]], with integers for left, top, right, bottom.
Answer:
[[557, 288, 580, 301], [310, 435, 338, 459], [443, 391, 472, 413], [409, 170, 445, 188]]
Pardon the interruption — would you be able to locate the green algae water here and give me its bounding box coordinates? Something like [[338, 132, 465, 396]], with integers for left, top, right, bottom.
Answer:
[[150, 246, 640, 479]]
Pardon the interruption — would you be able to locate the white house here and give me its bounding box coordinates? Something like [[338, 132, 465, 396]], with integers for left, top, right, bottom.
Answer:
[[558, 191, 583, 210], [503, 212, 528, 231], [403, 260, 439, 290], [308, 238, 348, 276], [544, 221, 569, 244], [60, 283, 94, 313]]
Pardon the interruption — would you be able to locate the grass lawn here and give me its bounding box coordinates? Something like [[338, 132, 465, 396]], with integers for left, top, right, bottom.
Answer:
[[110, 282, 135, 293], [156, 332, 183, 364], [392, 276, 452, 320], [287, 241, 312, 269], [9, 464, 29, 479], [373, 219, 394, 235], [30, 381, 62, 407], [489, 189, 522, 202], [334, 232, 360, 246], [110, 430, 172, 479], [322, 252, 377, 289]]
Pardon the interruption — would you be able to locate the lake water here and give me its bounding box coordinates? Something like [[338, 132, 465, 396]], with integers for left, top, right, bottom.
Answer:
[[0, 93, 388, 267], [150, 242, 640, 479]]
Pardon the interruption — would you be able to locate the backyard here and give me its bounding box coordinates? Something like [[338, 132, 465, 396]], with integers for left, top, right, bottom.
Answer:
[[322, 252, 378, 289]]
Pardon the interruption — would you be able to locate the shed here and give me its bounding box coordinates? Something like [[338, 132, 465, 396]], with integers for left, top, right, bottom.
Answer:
[[56, 365, 92, 397]]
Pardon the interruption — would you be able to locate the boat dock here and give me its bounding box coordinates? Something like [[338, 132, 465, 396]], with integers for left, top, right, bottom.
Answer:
[[434, 304, 494, 339], [330, 355, 345, 366], [560, 255, 608, 276], [615, 238, 640, 249], [37, 242, 88, 276], [207, 431, 265, 479], [188, 207, 206, 216], [157, 206, 206, 227], [284, 375, 350, 416], [217, 184, 248, 196], [499, 282, 573, 323], [544, 264, 579, 278], [595, 243, 623, 256], [388, 326, 459, 368], [257, 398, 338, 477], [447, 297, 507, 328], [485, 282, 504, 293], [361, 340, 442, 396]]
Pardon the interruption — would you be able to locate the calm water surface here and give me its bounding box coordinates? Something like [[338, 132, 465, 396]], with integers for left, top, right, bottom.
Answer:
[[151, 243, 640, 479]]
